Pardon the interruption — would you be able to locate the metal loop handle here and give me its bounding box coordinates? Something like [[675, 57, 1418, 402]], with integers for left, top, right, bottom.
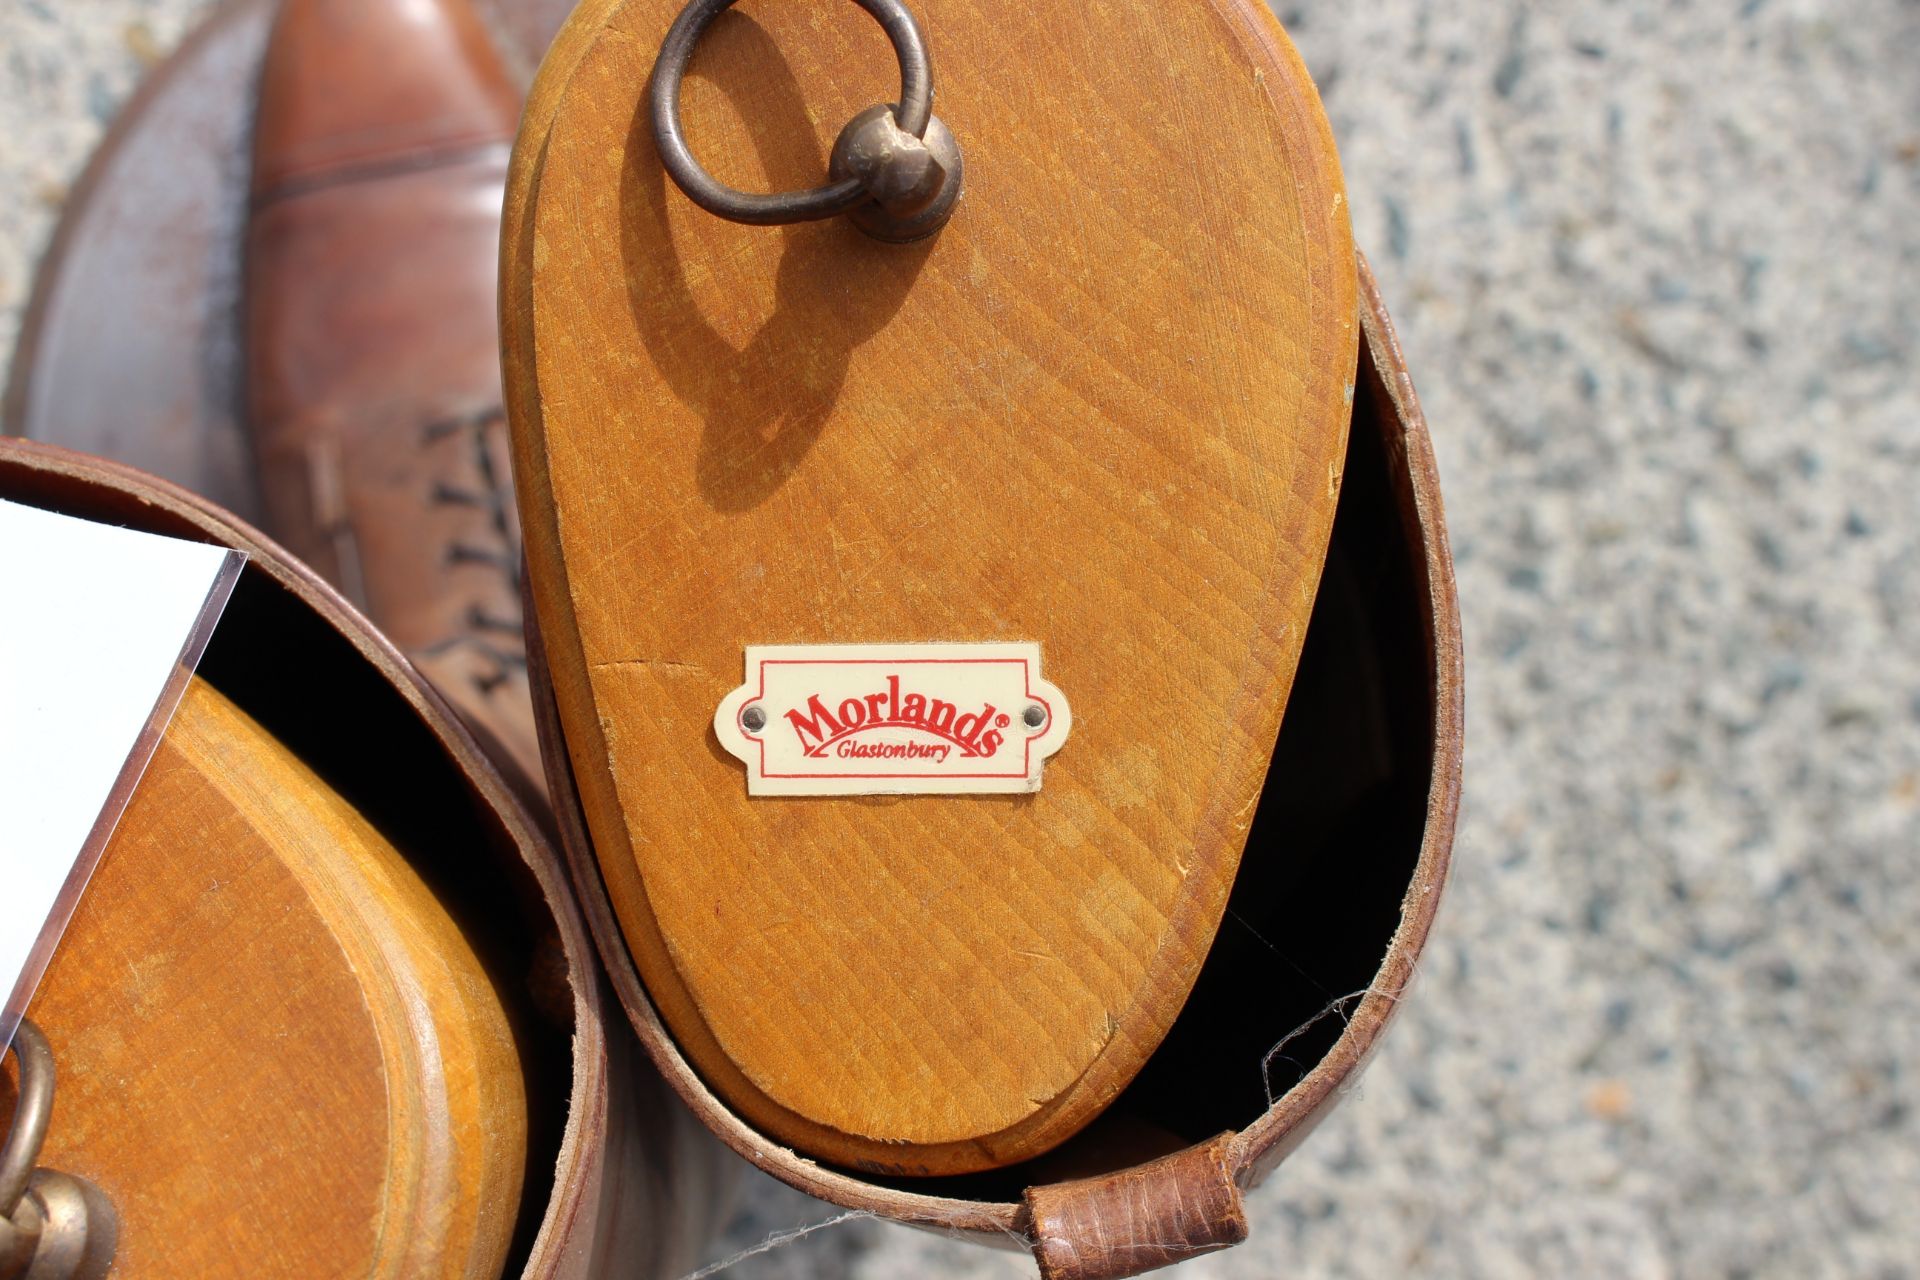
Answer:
[[649, 0, 945, 229], [0, 1021, 54, 1219]]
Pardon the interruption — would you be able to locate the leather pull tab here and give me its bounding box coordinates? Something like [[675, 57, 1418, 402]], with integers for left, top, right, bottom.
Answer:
[[1024, 1133, 1249, 1280]]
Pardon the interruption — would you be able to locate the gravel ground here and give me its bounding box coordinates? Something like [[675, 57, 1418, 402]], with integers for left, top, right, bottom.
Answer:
[[4, 1, 1917, 1277]]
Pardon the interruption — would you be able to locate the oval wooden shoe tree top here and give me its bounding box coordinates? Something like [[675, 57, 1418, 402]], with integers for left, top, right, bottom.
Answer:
[[507, 0, 1356, 1175], [19, 678, 527, 1280]]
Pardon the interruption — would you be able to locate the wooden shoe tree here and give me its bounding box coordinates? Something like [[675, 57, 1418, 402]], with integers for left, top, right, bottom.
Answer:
[[15, 679, 527, 1279], [506, 0, 1356, 1175]]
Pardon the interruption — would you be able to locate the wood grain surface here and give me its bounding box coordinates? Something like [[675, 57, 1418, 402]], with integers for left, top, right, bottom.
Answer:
[[15, 678, 527, 1279], [507, 0, 1356, 1174], [519, 252, 1460, 1260]]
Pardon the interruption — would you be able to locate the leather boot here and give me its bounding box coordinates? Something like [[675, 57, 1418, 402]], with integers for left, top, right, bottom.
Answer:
[[245, 0, 540, 784]]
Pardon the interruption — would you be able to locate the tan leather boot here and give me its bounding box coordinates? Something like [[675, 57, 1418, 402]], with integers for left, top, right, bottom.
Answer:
[[246, 0, 540, 784]]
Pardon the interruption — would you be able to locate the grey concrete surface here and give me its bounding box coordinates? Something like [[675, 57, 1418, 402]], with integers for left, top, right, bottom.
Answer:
[[4, 1, 1916, 1276]]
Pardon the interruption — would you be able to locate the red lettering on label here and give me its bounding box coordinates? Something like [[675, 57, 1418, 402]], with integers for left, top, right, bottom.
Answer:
[[780, 679, 1008, 759]]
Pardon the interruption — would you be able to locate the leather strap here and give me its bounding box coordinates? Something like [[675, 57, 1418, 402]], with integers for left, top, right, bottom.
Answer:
[[1024, 1133, 1248, 1280]]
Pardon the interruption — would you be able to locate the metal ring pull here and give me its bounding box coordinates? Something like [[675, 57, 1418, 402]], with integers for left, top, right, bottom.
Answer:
[[1, 1020, 116, 1280], [0, 1022, 54, 1224], [650, 0, 963, 242]]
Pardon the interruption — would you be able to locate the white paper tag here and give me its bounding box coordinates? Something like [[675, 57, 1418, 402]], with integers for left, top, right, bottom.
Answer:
[[0, 499, 243, 1052], [714, 643, 1073, 796]]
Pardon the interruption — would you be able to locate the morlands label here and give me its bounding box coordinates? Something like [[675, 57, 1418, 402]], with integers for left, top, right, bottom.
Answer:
[[713, 643, 1073, 796]]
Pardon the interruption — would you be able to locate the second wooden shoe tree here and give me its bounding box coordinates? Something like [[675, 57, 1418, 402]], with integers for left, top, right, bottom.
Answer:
[[507, 0, 1357, 1175], [12, 679, 527, 1280]]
